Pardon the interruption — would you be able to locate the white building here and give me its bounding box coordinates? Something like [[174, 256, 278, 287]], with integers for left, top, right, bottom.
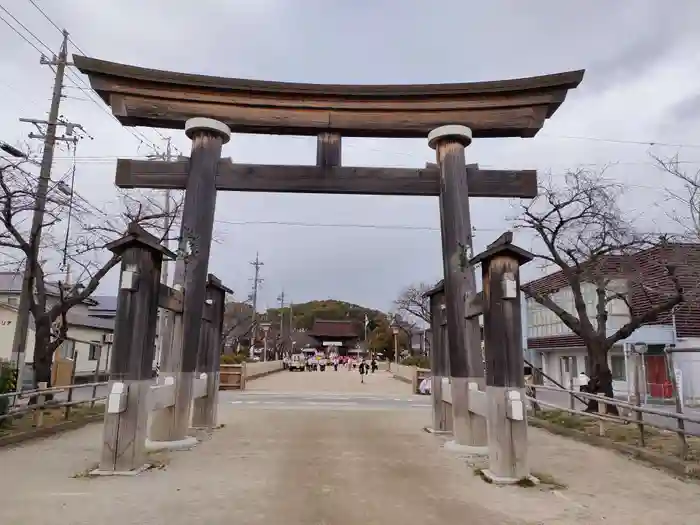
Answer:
[[524, 244, 700, 403], [0, 272, 115, 384]]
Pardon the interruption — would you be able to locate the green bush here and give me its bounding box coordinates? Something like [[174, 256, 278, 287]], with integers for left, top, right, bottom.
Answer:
[[220, 353, 251, 365], [401, 356, 430, 369], [0, 361, 17, 423]]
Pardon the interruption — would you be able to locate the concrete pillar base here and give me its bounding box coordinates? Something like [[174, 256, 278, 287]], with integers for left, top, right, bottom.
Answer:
[[481, 470, 540, 486], [443, 440, 488, 456], [90, 464, 150, 477], [145, 436, 198, 452]]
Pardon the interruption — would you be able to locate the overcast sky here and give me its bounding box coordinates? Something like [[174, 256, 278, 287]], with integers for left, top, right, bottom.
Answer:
[[1, 0, 700, 313]]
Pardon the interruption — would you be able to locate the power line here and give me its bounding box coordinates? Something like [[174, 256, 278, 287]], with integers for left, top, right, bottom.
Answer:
[[0, 3, 53, 54], [22, 0, 181, 155], [217, 219, 440, 231], [7, 2, 700, 154], [0, 10, 46, 56], [538, 134, 700, 150], [214, 218, 671, 237]]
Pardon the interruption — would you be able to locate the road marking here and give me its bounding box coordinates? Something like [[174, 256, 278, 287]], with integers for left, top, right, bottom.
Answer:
[[230, 401, 242, 404], [411, 404, 430, 407]]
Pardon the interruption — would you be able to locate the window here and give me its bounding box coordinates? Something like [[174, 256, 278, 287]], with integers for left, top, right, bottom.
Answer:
[[88, 342, 101, 361], [59, 340, 75, 360], [610, 355, 626, 381]]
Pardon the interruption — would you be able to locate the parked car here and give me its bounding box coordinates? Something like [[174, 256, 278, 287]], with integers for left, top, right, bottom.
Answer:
[[288, 354, 306, 372]]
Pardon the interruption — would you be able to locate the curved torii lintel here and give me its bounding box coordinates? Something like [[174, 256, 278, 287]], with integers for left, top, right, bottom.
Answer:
[[73, 55, 584, 139]]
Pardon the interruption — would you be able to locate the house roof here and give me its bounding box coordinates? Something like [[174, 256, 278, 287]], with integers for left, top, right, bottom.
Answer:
[[0, 272, 98, 305], [65, 312, 115, 331], [0, 301, 114, 331], [524, 242, 700, 340], [308, 319, 358, 338], [522, 254, 630, 295], [88, 295, 119, 316]]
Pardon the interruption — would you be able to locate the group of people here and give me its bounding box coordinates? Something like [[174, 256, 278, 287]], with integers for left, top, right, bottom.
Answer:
[[357, 359, 378, 383]]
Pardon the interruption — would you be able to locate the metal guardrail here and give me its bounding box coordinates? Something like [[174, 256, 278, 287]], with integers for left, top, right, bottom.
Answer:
[[527, 383, 694, 459]]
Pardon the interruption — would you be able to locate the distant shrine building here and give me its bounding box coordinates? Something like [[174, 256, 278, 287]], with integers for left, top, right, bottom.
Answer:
[[307, 319, 360, 355]]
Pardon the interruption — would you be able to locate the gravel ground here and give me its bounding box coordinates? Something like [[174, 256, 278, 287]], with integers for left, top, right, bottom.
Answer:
[[1, 370, 700, 524]]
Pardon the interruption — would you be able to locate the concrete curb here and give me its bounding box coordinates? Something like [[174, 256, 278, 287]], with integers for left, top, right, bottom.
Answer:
[[529, 416, 700, 480], [0, 413, 104, 449]]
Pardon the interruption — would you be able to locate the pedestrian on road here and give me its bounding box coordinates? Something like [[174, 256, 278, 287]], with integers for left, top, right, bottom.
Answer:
[[359, 361, 366, 383], [371, 358, 377, 373]]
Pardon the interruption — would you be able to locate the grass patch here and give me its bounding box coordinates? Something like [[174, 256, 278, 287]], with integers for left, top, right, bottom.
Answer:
[[532, 409, 700, 479], [0, 404, 104, 437], [72, 451, 171, 478], [472, 467, 492, 483], [532, 470, 567, 490], [515, 477, 537, 488]]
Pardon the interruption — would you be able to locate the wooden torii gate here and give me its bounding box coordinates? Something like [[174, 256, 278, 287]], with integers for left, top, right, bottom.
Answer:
[[75, 56, 583, 454]]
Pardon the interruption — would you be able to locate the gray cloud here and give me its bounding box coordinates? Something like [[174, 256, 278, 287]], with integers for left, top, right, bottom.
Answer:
[[1, 0, 699, 312]]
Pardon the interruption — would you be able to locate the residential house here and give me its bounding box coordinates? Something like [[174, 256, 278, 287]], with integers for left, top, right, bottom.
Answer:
[[0, 273, 114, 383], [89, 294, 162, 371], [524, 243, 700, 401]]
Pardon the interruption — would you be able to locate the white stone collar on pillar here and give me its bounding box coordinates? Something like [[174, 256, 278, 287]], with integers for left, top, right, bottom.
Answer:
[[185, 117, 232, 144], [428, 125, 473, 149]]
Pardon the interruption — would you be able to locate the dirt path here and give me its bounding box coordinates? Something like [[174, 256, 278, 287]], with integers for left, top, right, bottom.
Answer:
[[1, 370, 700, 524]]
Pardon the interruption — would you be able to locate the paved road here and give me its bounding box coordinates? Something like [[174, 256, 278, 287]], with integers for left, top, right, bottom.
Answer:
[[3, 369, 700, 524]]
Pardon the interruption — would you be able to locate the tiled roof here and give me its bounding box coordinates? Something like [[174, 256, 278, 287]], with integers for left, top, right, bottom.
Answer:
[[522, 254, 630, 296], [308, 319, 359, 338], [0, 272, 98, 305], [65, 312, 115, 331], [88, 295, 118, 314], [524, 243, 700, 343]]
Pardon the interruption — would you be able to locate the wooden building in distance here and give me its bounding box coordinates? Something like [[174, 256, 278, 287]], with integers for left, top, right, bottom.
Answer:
[[308, 319, 359, 355]]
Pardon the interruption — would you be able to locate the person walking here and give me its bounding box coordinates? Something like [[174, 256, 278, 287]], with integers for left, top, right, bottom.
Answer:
[[359, 360, 366, 383], [371, 358, 377, 373]]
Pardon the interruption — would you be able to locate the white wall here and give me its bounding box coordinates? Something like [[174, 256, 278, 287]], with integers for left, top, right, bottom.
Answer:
[[527, 280, 629, 338], [64, 324, 112, 376], [0, 306, 36, 362]]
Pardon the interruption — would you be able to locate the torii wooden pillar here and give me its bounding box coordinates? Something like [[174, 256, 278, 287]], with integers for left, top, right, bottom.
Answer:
[[149, 118, 231, 445], [428, 125, 488, 451]]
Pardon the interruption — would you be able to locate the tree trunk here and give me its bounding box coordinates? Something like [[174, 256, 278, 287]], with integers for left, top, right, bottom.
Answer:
[[585, 340, 619, 416], [32, 320, 53, 388]]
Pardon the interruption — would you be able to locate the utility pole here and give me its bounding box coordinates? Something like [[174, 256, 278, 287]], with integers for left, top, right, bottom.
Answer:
[[149, 137, 174, 367], [277, 290, 286, 359], [249, 253, 263, 347], [10, 30, 83, 386]]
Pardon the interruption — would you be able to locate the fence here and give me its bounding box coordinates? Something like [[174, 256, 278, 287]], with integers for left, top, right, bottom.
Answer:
[[0, 381, 107, 428], [219, 361, 285, 390], [527, 382, 700, 459], [389, 363, 430, 394]]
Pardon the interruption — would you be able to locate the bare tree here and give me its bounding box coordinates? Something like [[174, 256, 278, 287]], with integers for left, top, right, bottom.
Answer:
[[518, 169, 684, 406], [653, 154, 700, 240], [394, 283, 432, 324], [221, 300, 255, 352], [0, 158, 179, 388]]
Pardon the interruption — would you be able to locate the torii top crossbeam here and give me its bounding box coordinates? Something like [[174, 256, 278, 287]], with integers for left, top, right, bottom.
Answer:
[[73, 55, 583, 139]]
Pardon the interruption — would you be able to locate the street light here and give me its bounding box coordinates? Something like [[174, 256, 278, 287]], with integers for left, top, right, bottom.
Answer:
[[391, 319, 400, 365], [260, 322, 271, 362]]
